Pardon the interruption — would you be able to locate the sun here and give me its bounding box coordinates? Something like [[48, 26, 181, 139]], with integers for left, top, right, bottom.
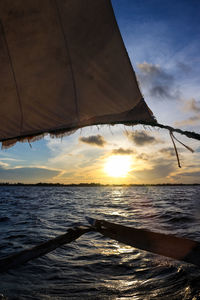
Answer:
[[104, 155, 132, 178]]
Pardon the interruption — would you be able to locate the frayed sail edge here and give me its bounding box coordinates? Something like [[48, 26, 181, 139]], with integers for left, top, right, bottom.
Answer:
[[1, 120, 200, 150]]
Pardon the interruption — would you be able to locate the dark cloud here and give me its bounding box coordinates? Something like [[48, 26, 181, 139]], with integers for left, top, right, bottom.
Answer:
[[179, 171, 200, 177], [176, 98, 200, 126], [175, 115, 200, 127], [159, 147, 176, 158], [79, 135, 106, 147], [112, 148, 135, 155], [184, 98, 200, 113], [177, 62, 192, 73], [170, 170, 200, 183], [137, 62, 179, 101], [126, 131, 157, 146], [150, 86, 172, 99], [112, 147, 150, 160], [133, 163, 175, 180], [0, 167, 60, 182], [136, 153, 149, 161], [138, 62, 173, 81], [187, 164, 200, 168]]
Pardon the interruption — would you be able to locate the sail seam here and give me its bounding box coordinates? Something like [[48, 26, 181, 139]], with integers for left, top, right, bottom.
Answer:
[[0, 20, 24, 135], [107, 0, 143, 105], [53, 0, 80, 121]]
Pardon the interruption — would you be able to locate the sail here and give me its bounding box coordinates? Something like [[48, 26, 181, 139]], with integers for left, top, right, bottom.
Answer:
[[0, 0, 155, 148]]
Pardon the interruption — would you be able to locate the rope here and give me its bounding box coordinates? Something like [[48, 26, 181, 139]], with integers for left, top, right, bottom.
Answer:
[[170, 131, 181, 168], [170, 132, 194, 153], [1, 120, 200, 149], [122, 120, 200, 141]]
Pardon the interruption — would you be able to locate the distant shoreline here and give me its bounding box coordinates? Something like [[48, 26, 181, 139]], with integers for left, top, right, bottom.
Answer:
[[0, 182, 199, 187]]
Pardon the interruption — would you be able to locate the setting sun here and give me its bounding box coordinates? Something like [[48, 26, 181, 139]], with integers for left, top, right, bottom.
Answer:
[[104, 155, 132, 178]]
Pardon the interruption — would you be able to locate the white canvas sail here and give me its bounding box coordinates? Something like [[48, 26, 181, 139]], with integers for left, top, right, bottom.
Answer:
[[0, 0, 156, 148]]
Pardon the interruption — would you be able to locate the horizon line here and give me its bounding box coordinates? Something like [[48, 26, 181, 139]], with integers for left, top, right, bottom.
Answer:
[[0, 182, 200, 187]]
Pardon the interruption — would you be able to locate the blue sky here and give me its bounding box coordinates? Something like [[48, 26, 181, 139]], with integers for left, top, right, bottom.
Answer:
[[0, 0, 200, 184]]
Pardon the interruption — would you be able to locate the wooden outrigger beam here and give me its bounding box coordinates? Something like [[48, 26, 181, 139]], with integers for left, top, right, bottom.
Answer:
[[1, 219, 200, 273], [0, 226, 91, 273], [88, 218, 200, 267]]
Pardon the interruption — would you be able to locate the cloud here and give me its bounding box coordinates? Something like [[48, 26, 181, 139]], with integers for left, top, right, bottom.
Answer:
[[133, 163, 175, 181], [138, 62, 172, 80], [0, 161, 9, 168], [136, 153, 149, 161], [0, 166, 60, 182], [177, 62, 192, 73], [126, 130, 157, 146], [175, 98, 200, 127], [159, 147, 176, 158], [111, 148, 135, 155], [137, 62, 179, 101], [184, 98, 200, 113], [79, 135, 106, 147], [0, 158, 24, 162], [178, 171, 200, 177], [150, 86, 172, 99], [175, 115, 200, 127]]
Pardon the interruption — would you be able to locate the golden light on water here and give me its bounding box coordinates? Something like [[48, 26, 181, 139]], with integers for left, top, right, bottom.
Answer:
[[104, 155, 132, 178]]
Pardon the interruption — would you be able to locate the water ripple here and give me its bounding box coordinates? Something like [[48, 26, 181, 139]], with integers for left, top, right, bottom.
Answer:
[[0, 186, 200, 299]]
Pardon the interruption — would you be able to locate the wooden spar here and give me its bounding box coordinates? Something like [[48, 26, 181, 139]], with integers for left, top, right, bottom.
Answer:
[[1, 219, 200, 273], [0, 226, 92, 273], [88, 218, 200, 267]]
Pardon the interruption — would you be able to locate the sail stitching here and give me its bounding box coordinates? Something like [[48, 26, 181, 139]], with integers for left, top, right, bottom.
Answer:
[[0, 20, 24, 135], [53, 0, 80, 121]]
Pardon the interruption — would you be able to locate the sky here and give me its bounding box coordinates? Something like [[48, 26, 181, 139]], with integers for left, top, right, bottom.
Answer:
[[0, 0, 200, 184]]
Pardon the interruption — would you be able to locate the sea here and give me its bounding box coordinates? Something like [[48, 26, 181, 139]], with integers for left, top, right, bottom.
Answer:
[[0, 185, 200, 300]]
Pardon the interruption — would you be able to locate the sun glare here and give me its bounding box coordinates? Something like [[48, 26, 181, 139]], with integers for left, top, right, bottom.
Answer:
[[104, 155, 132, 178]]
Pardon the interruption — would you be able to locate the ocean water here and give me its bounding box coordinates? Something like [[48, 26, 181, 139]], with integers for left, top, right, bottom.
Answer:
[[0, 185, 200, 299]]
